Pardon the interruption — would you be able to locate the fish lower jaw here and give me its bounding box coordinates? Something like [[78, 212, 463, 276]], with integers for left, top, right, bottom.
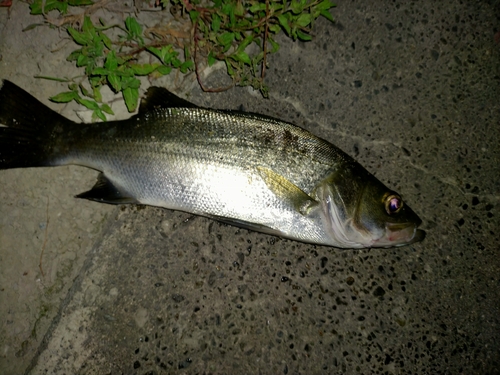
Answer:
[[369, 224, 424, 248]]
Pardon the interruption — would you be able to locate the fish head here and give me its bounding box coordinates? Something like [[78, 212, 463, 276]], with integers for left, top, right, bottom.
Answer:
[[318, 164, 425, 248], [353, 172, 426, 248]]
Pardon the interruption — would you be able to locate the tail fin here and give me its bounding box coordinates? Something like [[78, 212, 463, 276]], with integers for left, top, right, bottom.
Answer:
[[0, 80, 72, 169]]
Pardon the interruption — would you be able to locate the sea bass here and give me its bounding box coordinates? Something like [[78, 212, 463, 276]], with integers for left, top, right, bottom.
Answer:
[[0, 80, 425, 248]]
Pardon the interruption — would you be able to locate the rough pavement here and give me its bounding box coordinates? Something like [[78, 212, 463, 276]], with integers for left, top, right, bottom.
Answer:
[[0, 1, 499, 374]]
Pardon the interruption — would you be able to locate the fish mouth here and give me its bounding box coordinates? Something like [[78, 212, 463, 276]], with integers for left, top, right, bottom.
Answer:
[[373, 222, 426, 248]]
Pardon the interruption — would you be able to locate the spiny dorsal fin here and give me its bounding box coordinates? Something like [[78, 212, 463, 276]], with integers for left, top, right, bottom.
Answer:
[[139, 86, 198, 113]]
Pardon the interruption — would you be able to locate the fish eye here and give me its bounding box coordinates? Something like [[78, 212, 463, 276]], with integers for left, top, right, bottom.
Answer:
[[385, 194, 403, 214]]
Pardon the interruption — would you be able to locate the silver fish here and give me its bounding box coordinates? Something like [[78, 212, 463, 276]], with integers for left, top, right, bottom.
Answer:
[[0, 80, 425, 248]]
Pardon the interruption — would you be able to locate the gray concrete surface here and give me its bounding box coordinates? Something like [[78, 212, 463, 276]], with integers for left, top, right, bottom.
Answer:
[[1, 1, 499, 374]]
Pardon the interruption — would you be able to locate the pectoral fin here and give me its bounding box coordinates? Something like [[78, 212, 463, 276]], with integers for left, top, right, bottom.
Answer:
[[256, 166, 318, 215], [76, 173, 138, 204]]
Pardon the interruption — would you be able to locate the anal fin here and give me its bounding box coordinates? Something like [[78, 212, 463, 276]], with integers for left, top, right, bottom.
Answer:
[[76, 173, 138, 204]]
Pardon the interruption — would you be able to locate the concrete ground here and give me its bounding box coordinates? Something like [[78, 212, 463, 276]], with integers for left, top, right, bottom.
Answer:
[[0, 1, 499, 374]]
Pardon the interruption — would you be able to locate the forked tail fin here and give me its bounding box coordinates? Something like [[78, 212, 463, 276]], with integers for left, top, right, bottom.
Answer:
[[0, 80, 73, 169]]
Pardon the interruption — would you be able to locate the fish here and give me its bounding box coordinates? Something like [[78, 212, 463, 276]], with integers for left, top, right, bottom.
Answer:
[[0, 79, 425, 248]]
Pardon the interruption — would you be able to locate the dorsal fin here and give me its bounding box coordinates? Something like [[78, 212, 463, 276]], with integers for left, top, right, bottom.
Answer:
[[138, 86, 199, 113]]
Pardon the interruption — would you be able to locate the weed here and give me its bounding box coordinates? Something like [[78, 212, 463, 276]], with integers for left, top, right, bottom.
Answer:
[[28, 0, 336, 119]]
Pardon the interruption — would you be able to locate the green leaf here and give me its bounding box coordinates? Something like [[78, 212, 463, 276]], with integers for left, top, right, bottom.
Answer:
[[114, 68, 131, 78], [76, 54, 89, 67], [189, 10, 200, 22], [317, 0, 335, 11], [91, 67, 109, 75], [147, 46, 162, 60], [217, 32, 235, 47], [234, 1, 244, 16], [87, 43, 103, 60], [207, 51, 217, 66], [125, 17, 142, 38], [30, 0, 67, 15], [79, 84, 92, 98], [249, 3, 266, 12], [236, 34, 254, 53], [93, 108, 106, 122], [68, 0, 94, 5], [225, 58, 234, 77], [211, 13, 221, 33], [50, 91, 79, 103], [82, 16, 95, 38], [171, 58, 181, 68], [296, 30, 312, 41], [260, 84, 269, 98], [270, 3, 283, 12], [101, 103, 114, 115], [66, 49, 82, 62], [108, 73, 121, 92], [131, 63, 160, 75], [93, 87, 102, 102], [180, 60, 194, 73], [29, 0, 43, 14], [320, 9, 334, 22], [100, 32, 113, 49], [222, 3, 236, 27], [166, 49, 178, 64], [296, 13, 311, 27], [277, 14, 291, 35], [90, 76, 103, 88], [253, 51, 264, 65], [156, 65, 172, 75], [221, 3, 232, 16], [76, 97, 99, 111], [197, 19, 207, 34], [232, 51, 251, 65], [104, 51, 118, 71], [123, 87, 139, 112], [121, 77, 140, 90], [68, 27, 90, 45], [184, 44, 191, 60], [268, 24, 281, 34], [290, 0, 304, 14], [268, 37, 280, 53], [147, 46, 175, 63], [236, 18, 251, 29]]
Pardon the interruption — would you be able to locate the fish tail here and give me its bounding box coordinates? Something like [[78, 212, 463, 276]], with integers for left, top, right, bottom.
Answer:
[[0, 80, 73, 169]]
